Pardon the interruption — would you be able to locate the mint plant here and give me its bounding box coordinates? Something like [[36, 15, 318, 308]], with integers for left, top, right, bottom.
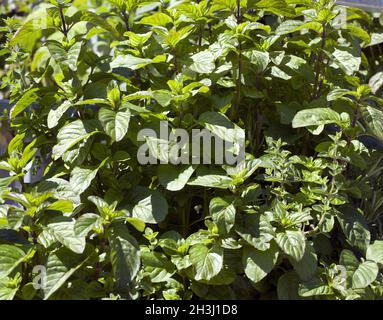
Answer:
[[0, 0, 383, 300]]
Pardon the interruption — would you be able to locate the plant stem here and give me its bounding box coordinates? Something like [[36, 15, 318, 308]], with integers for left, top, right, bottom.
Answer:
[[198, 23, 203, 48], [122, 10, 130, 31], [236, 0, 241, 23], [316, 58, 330, 98], [208, 22, 212, 40], [351, 103, 360, 127], [311, 25, 326, 100], [254, 76, 263, 156], [59, 6, 68, 37], [305, 208, 328, 237], [188, 216, 209, 228], [230, 0, 242, 120], [231, 50, 242, 120]]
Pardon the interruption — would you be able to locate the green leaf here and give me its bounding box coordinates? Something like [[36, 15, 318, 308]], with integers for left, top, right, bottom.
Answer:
[[164, 26, 194, 47], [47, 40, 67, 64], [242, 243, 279, 284], [369, 72, 383, 94], [138, 12, 173, 27], [345, 24, 371, 44], [194, 262, 236, 286], [145, 136, 180, 163], [61, 139, 93, 166], [276, 20, 322, 35], [141, 251, 175, 283], [298, 277, 333, 297], [292, 108, 346, 133], [0, 245, 26, 278], [79, 11, 119, 37], [7, 133, 25, 154], [126, 217, 146, 232], [366, 241, 383, 265], [21, 282, 37, 300], [158, 165, 196, 191], [243, 50, 270, 73], [225, 158, 262, 180], [187, 173, 234, 189], [52, 120, 99, 160], [10, 15, 49, 51], [124, 31, 153, 48], [98, 108, 131, 142], [330, 47, 361, 76], [277, 272, 300, 300], [46, 200, 73, 213], [362, 106, 383, 141], [189, 245, 223, 281], [340, 249, 359, 288], [327, 88, 354, 101], [108, 223, 141, 289], [337, 206, 370, 253], [275, 20, 304, 35], [209, 197, 236, 235], [47, 41, 82, 71], [110, 54, 166, 70], [352, 261, 379, 289], [0, 176, 21, 189], [10, 88, 39, 118], [199, 111, 245, 145], [18, 139, 37, 169], [46, 217, 86, 254], [275, 230, 306, 262], [235, 214, 274, 251], [43, 247, 89, 300], [126, 186, 169, 224], [70, 167, 99, 195], [289, 242, 317, 281], [38, 178, 81, 204], [47, 101, 72, 129], [87, 196, 111, 218], [189, 50, 216, 74], [0, 277, 19, 300], [340, 249, 359, 273], [67, 42, 82, 69], [74, 213, 102, 237], [256, 0, 296, 17]]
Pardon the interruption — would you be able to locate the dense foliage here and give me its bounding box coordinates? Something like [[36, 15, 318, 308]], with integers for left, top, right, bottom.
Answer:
[[1, 0, 383, 300]]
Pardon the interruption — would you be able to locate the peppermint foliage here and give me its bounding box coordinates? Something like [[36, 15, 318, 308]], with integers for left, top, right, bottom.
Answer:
[[0, 0, 383, 300]]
